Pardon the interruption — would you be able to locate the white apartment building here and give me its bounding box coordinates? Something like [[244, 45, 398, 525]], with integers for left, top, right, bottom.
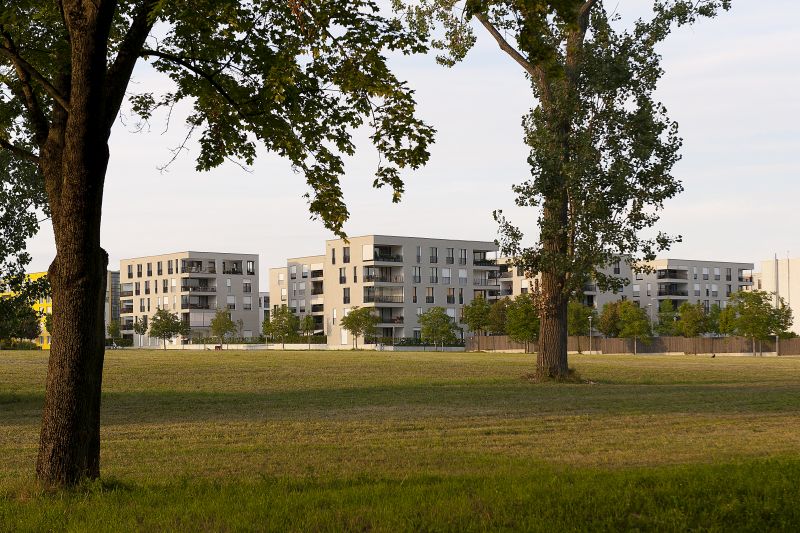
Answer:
[[751, 257, 799, 335], [269, 235, 499, 345], [119, 251, 260, 346]]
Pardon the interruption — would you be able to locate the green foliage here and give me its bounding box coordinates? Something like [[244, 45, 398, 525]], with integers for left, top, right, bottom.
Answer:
[[132, 317, 148, 337], [265, 305, 300, 348], [300, 315, 316, 347], [0, 275, 48, 341], [724, 291, 793, 341], [597, 301, 621, 338], [505, 293, 539, 351], [618, 301, 651, 353], [340, 306, 380, 349], [656, 300, 678, 336], [706, 304, 721, 336], [148, 309, 186, 349], [418, 306, 460, 348], [106, 320, 121, 341], [462, 296, 491, 335], [488, 297, 510, 335], [676, 302, 707, 338], [567, 299, 594, 337], [209, 308, 238, 345]]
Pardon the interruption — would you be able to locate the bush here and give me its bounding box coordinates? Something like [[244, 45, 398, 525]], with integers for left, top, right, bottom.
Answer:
[[0, 339, 41, 350]]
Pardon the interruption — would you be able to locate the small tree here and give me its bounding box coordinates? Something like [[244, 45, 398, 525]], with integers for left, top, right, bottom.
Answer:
[[655, 300, 678, 336], [340, 306, 379, 349], [265, 305, 299, 349], [505, 293, 539, 353], [718, 305, 738, 336], [418, 306, 459, 350], [618, 301, 651, 355], [209, 308, 237, 348], [106, 320, 121, 343], [132, 317, 148, 347], [726, 291, 793, 355], [706, 304, 722, 336], [462, 296, 491, 337], [300, 315, 316, 349], [567, 299, 594, 354], [488, 298, 510, 335], [148, 309, 185, 350], [676, 302, 707, 354], [597, 301, 622, 338]]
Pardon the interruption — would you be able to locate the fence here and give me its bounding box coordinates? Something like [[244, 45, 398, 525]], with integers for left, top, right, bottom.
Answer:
[[466, 335, 800, 355]]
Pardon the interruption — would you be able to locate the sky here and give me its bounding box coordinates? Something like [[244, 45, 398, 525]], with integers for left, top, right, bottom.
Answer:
[[23, 1, 800, 288]]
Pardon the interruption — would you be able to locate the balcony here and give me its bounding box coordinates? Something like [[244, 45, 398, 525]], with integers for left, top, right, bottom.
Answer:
[[181, 266, 216, 274], [583, 284, 597, 293], [223, 267, 243, 275], [739, 276, 753, 283], [120, 290, 134, 298], [364, 274, 404, 283], [311, 270, 324, 278], [181, 285, 216, 293], [122, 322, 135, 330], [311, 289, 324, 295], [473, 279, 499, 286], [473, 259, 497, 267], [378, 316, 404, 324], [364, 294, 404, 304], [500, 290, 513, 296], [311, 304, 324, 313], [182, 303, 214, 310], [658, 289, 688, 297]]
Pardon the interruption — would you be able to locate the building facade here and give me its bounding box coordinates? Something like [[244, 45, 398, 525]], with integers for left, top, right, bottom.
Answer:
[[751, 257, 799, 335], [119, 251, 259, 346]]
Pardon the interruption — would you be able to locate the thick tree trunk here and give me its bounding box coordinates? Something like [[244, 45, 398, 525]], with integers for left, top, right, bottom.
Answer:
[[36, 2, 115, 487]]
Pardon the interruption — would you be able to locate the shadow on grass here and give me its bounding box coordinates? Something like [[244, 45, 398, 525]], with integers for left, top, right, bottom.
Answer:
[[3, 379, 800, 427]]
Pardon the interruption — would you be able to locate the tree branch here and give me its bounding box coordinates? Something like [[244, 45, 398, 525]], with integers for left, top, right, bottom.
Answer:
[[105, 0, 158, 129], [0, 137, 39, 163], [140, 48, 245, 117], [0, 32, 69, 111]]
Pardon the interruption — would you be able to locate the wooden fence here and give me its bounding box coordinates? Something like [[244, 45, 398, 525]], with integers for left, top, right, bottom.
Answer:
[[467, 335, 800, 355]]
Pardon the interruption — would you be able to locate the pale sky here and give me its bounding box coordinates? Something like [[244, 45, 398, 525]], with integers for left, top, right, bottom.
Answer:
[[24, 1, 800, 288]]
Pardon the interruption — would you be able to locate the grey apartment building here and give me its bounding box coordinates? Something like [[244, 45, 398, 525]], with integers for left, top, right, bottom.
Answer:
[[119, 251, 260, 346], [269, 235, 499, 345]]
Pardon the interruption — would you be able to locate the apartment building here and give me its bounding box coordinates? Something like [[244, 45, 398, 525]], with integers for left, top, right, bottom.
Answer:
[[267, 235, 500, 344], [751, 257, 799, 335], [496, 257, 634, 308], [105, 270, 120, 333], [632, 259, 754, 318], [119, 251, 259, 346], [258, 292, 270, 326]]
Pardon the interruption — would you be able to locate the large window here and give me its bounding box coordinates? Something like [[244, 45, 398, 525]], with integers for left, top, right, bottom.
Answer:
[[247, 261, 255, 275], [343, 287, 350, 304], [429, 267, 438, 283], [429, 247, 438, 263], [157, 261, 163, 276], [426, 287, 434, 304], [339, 267, 346, 284], [243, 280, 252, 293], [446, 248, 454, 264], [343, 247, 350, 263], [227, 296, 236, 310]]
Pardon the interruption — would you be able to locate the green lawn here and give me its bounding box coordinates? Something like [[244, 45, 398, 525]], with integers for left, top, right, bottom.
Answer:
[[2, 350, 800, 531]]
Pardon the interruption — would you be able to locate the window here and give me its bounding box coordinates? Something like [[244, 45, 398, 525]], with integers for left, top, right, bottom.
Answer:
[[227, 295, 236, 310], [447, 288, 455, 304], [247, 261, 255, 275], [171, 278, 176, 289], [459, 249, 467, 265], [726, 284, 732, 297], [446, 248, 454, 264], [147, 298, 150, 312], [343, 247, 350, 263], [127, 265, 133, 278], [413, 266, 421, 283], [693, 266, 698, 280], [139, 298, 145, 312], [135, 282, 140, 296], [343, 287, 350, 304], [429, 247, 438, 263], [298, 282, 306, 292], [694, 283, 701, 296], [299, 299, 306, 313], [290, 265, 297, 279], [632, 284, 640, 297], [353, 266, 357, 283], [147, 263, 152, 276], [227, 278, 232, 294], [331, 248, 336, 264], [168, 260, 174, 275], [416, 246, 422, 263], [302, 264, 309, 278], [243, 279, 252, 293], [332, 308, 337, 325], [281, 288, 287, 301], [446, 308, 456, 321], [442, 268, 451, 284], [613, 260, 620, 275], [292, 282, 297, 295], [726, 268, 732, 281], [163, 296, 169, 307], [278, 273, 285, 284], [144, 281, 150, 294], [412, 287, 417, 303], [458, 269, 467, 285], [711, 284, 718, 297], [426, 287, 434, 304], [417, 307, 423, 316], [137, 264, 142, 278], [635, 272, 643, 281], [458, 288, 464, 304], [339, 267, 346, 284], [646, 283, 651, 296], [714, 267, 720, 281], [430, 267, 438, 283], [157, 262, 163, 276], [702, 267, 709, 280]]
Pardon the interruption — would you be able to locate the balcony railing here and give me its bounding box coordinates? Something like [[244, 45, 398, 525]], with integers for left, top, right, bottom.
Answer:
[[120, 290, 134, 297], [657, 289, 688, 297], [442, 277, 451, 284], [364, 275, 404, 283], [181, 286, 216, 293], [473, 259, 497, 267], [445, 257, 454, 264], [446, 296, 455, 304], [739, 276, 753, 283], [181, 266, 215, 274], [425, 296, 435, 303], [311, 289, 324, 295], [657, 270, 688, 280], [430, 256, 438, 263], [412, 276, 421, 283], [311, 304, 324, 312], [429, 276, 438, 284], [379, 316, 404, 324], [459, 258, 467, 265], [311, 270, 324, 278], [121, 308, 134, 315], [473, 279, 499, 286], [500, 290, 513, 296], [182, 304, 214, 310], [372, 254, 403, 262], [364, 295, 404, 303], [223, 268, 242, 275], [583, 284, 597, 292]]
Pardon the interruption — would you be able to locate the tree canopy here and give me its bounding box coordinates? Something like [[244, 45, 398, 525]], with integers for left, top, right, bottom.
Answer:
[[505, 293, 540, 352], [340, 306, 379, 349], [462, 295, 491, 336], [148, 309, 188, 349], [418, 306, 460, 348]]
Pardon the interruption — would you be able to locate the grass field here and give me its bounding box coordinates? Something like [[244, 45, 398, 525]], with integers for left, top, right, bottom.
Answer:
[[2, 350, 800, 531]]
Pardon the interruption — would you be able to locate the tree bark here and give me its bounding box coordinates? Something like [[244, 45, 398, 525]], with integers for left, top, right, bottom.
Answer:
[[36, 0, 115, 487]]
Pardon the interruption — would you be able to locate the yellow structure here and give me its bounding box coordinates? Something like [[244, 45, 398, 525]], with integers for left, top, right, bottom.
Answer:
[[0, 271, 51, 349]]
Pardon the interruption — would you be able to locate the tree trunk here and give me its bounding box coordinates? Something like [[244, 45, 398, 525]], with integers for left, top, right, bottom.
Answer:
[[537, 199, 569, 379], [36, 2, 116, 486]]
